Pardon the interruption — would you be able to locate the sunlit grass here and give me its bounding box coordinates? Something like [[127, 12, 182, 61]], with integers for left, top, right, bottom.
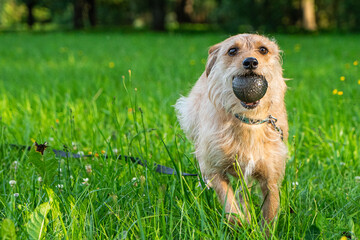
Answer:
[[0, 32, 359, 239]]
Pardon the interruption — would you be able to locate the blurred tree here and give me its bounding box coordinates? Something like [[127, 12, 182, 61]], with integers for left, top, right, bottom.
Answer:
[[175, 0, 191, 23], [16, 0, 38, 28], [302, 0, 317, 31], [73, 0, 96, 29], [150, 0, 166, 31], [73, 0, 84, 29]]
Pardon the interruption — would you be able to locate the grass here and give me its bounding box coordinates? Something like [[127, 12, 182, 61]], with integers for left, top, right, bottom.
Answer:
[[0, 31, 359, 239]]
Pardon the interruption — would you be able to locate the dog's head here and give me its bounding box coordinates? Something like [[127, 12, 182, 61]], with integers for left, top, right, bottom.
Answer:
[[205, 34, 286, 115]]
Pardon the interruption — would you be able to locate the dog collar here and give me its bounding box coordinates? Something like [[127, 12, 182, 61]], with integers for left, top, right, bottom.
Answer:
[[234, 114, 284, 141]]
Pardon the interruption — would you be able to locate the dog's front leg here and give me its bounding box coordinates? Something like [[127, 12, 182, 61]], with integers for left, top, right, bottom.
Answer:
[[209, 174, 246, 224], [260, 179, 280, 222]]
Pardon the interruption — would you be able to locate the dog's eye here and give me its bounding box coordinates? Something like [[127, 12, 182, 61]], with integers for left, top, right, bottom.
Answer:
[[228, 48, 239, 56], [259, 47, 269, 55]]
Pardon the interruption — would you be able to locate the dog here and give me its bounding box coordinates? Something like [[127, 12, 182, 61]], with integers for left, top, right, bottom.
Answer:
[[175, 34, 288, 225]]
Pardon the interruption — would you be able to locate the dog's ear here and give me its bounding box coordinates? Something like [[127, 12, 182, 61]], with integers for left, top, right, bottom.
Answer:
[[206, 44, 220, 77]]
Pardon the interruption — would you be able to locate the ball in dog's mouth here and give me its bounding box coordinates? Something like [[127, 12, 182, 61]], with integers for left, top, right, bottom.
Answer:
[[232, 74, 268, 109]]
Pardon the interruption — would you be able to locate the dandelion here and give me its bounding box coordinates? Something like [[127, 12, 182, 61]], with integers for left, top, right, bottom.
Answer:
[[31, 138, 36, 143], [358, 80, 360, 85], [9, 180, 16, 187], [338, 91, 343, 96], [354, 60, 358, 66], [85, 164, 92, 173], [95, 153, 99, 157], [14, 193, 19, 197], [140, 175, 146, 184], [332, 89, 338, 95], [128, 108, 133, 113], [56, 119, 60, 124], [82, 178, 89, 186], [340, 236, 348, 240], [101, 150, 106, 154], [88, 151, 92, 155], [109, 62, 115, 68], [340, 76, 345, 81], [13, 161, 18, 170], [38, 176, 43, 182]]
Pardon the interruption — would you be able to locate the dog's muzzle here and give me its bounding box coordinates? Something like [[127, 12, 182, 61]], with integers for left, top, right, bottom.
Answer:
[[232, 73, 268, 109]]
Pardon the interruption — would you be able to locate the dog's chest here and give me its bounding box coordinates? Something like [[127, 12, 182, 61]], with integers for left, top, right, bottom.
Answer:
[[220, 124, 268, 171]]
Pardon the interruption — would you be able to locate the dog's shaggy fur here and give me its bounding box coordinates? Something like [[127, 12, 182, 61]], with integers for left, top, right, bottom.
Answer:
[[175, 34, 288, 224]]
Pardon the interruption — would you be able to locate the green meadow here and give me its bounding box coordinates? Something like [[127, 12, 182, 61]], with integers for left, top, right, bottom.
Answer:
[[0, 32, 359, 239]]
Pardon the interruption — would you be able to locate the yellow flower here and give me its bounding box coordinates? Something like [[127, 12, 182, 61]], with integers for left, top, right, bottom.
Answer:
[[332, 89, 338, 95], [88, 151, 92, 155], [358, 79, 360, 85], [128, 108, 133, 113], [338, 91, 343, 96], [56, 119, 59, 124], [101, 150, 106, 154], [354, 60, 358, 66], [95, 153, 99, 157], [340, 76, 345, 81], [294, 44, 301, 52], [31, 138, 36, 143], [109, 62, 115, 68], [340, 236, 348, 240]]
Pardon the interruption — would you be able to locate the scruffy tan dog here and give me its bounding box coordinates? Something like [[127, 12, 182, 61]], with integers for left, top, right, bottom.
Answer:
[[175, 34, 288, 225]]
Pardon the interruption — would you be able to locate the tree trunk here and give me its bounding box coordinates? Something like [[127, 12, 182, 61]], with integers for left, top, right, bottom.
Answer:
[[27, 2, 35, 29], [74, 0, 84, 29], [150, 0, 166, 31], [302, 0, 317, 31], [175, 0, 191, 23], [87, 0, 96, 27]]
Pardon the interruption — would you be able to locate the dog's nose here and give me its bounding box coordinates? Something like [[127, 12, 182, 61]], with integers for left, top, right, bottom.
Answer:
[[243, 57, 258, 70]]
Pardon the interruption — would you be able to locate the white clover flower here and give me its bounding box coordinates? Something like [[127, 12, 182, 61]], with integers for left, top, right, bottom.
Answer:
[[355, 176, 360, 181], [38, 177, 43, 182], [9, 180, 16, 187], [340, 162, 346, 166], [85, 164, 92, 173], [14, 193, 19, 197], [78, 151, 84, 156], [82, 178, 89, 186], [132, 177, 137, 181], [292, 182, 299, 186], [113, 148, 118, 154], [56, 184, 64, 189], [49, 137, 54, 141]]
